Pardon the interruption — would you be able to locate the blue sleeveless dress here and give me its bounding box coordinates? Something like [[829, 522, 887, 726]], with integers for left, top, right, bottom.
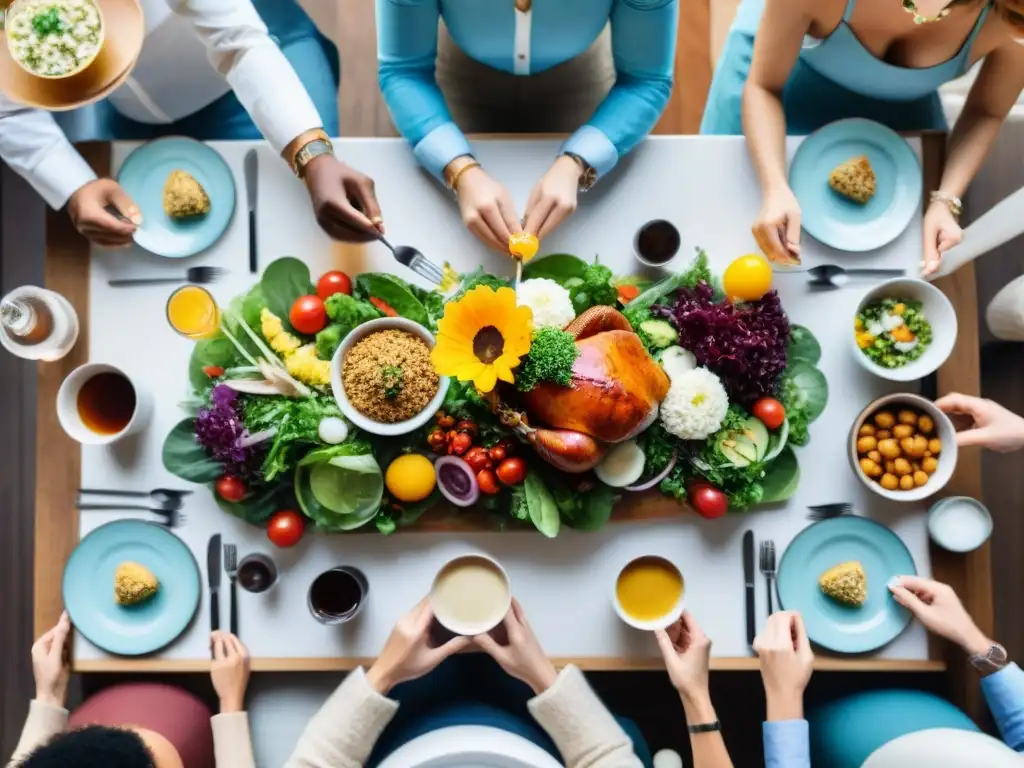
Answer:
[[701, 0, 990, 134]]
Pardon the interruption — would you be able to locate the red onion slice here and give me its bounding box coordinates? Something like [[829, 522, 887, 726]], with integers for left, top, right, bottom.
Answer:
[[624, 450, 678, 492], [434, 456, 480, 507]]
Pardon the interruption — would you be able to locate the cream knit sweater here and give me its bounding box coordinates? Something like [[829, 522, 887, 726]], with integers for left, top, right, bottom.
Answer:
[[8, 665, 640, 768]]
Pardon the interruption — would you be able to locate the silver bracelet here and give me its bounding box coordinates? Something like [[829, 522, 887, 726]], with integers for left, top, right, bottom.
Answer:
[[929, 190, 963, 218]]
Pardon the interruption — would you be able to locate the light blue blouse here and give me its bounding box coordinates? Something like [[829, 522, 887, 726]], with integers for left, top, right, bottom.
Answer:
[[376, 0, 677, 183]]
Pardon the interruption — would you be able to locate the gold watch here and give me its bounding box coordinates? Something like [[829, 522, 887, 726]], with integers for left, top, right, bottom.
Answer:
[[564, 152, 597, 192], [294, 137, 335, 179]]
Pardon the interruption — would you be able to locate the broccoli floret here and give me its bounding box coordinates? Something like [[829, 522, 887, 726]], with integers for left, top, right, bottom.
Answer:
[[324, 292, 382, 328], [315, 324, 344, 360], [570, 264, 617, 314], [516, 327, 580, 392]]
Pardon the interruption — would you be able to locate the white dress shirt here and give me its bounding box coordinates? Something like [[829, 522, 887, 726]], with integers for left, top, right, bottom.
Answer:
[[0, 0, 324, 209]]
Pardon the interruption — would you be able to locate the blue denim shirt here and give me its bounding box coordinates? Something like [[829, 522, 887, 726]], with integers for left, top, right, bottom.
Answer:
[[763, 663, 1024, 764], [375, 0, 677, 183]]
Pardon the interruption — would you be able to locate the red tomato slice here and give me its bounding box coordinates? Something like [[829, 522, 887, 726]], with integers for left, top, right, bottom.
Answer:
[[369, 296, 398, 317]]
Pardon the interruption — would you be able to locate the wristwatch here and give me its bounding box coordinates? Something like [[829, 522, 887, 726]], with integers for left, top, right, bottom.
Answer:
[[294, 137, 334, 179], [969, 643, 1008, 676], [688, 721, 721, 734], [563, 152, 597, 192]]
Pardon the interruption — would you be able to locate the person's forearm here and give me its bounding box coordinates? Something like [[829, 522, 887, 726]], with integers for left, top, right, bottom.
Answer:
[[211, 712, 256, 768], [8, 700, 69, 768], [765, 691, 803, 723], [742, 83, 789, 195], [681, 692, 734, 768], [937, 108, 1005, 199]]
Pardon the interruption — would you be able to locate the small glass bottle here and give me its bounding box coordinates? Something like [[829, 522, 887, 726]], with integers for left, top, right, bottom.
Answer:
[[0, 286, 79, 361]]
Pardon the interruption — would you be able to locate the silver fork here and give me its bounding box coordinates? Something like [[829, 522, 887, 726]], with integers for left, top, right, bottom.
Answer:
[[808, 503, 854, 521], [377, 235, 444, 286], [77, 503, 187, 528], [759, 540, 777, 616], [224, 544, 238, 636]]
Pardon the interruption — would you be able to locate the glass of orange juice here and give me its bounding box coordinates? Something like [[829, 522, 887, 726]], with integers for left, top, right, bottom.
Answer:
[[166, 286, 219, 339]]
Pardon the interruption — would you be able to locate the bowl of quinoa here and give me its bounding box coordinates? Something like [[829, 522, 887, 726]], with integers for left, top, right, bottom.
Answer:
[[5, 0, 104, 79], [331, 317, 449, 436], [851, 278, 956, 382]]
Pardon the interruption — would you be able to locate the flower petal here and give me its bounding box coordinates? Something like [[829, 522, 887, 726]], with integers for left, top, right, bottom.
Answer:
[[473, 364, 499, 393]]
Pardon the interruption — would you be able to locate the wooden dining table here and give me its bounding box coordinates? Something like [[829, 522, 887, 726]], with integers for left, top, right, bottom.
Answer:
[[33, 133, 993, 722]]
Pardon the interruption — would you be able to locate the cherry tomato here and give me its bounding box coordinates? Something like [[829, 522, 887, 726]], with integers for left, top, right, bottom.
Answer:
[[497, 439, 516, 457], [267, 509, 305, 548], [477, 468, 501, 495], [436, 413, 455, 429], [496, 457, 526, 486], [488, 445, 507, 463], [369, 296, 398, 317], [689, 482, 728, 519], [202, 365, 225, 378], [449, 432, 473, 456], [616, 284, 640, 303], [463, 446, 492, 474], [316, 270, 352, 300], [752, 397, 786, 430], [215, 475, 247, 503], [456, 419, 478, 438], [289, 295, 327, 335], [427, 428, 448, 450]]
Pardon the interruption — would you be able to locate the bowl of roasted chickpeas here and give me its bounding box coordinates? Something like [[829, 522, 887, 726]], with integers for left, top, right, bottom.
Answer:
[[849, 393, 957, 502]]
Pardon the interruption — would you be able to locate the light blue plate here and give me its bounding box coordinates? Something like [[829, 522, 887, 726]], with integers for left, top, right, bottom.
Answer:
[[63, 520, 201, 656], [776, 516, 916, 654], [117, 137, 236, 258], [789, 118, 921, 252]]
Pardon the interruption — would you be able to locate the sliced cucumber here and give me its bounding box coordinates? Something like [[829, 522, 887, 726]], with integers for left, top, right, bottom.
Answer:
[[764, 417, 791, 462], [740, 417, 770, 462]]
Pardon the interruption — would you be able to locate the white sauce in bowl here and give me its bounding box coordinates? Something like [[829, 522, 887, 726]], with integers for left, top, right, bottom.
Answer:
[[431, 556, 511, 636], [6, 0, 103, 78]]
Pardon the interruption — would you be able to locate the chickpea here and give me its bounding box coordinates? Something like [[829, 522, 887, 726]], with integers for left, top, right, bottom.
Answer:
[[899, 474, 915, 491], [857, 436, 878, 454], [918, 415, 935, 434], [913, 435, 929, 457], [913, 471, 929, 487], [893, 457, 912, 476], [911, 461, 922, 473], [900, 436, 917, 456], [923, 450, 932, 458], [860, 458, 883, 478], [874, 411, 896, 429], [859, 423, 876, 437], [878, 439, 901, 460], [885, 460, 897, 475], [875, 430, 892, 441], [922, 456, 939, 474], [880, 473, 899, 491], [892, 424, 915, 440], [897, 409, 918, 426], [928, 438, 942, 456], [868, 450, 882, 463]]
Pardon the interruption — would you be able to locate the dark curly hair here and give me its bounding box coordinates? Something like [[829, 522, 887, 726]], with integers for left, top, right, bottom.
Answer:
[[17, 725, 156, 768]]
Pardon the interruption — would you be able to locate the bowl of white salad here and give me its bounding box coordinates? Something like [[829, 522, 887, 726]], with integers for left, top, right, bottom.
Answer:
[[5, 0, 105, 79]]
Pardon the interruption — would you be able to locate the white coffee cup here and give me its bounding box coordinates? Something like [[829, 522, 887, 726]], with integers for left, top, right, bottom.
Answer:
[[57, 363, 151, 445]]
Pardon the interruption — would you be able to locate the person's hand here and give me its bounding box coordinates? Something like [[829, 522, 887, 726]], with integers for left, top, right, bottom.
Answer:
[[935, 393, 1024, 452], [753, 611, 814, 721], [68, 179, 141, 249], [32, 611, 71, 707], [366, 598, 470, 695], [889, 576, 992, 656], [522, 156, 580, 240], [304, 154, 384, 243], [210, 631, 250, 714], [655, 611, 712, 702], [921, 200, 963, 277], [455, 165, 521, 255], [753, 185, 801, 266], [474, 598, 558, 695]]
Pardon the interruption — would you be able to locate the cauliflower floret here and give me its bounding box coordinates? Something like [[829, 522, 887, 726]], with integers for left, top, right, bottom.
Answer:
[[286, 344, 331, 387], [516, 278, 575, 329], [260, 308, 301, 355], [660, 367, 729, 440]]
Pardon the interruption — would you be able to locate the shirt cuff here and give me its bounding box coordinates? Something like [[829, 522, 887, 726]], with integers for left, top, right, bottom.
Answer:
[[562, 126, 620, 181], [211, 712, 256, 768], [413, 122, 473, 183], [763, 719, 811, 768], [981, 663, 1024, 721], [31, 140, 97, 209]]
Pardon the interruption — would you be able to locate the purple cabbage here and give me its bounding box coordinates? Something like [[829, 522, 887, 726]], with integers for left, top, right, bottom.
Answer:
[[194, 385, 264, 478], [655, 282, 791, 405]]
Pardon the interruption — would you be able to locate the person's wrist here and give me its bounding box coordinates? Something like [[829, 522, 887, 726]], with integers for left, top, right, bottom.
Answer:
[[301, 153, 334, 188], [366, 661, 396, 695], [35, 691, 63, 708], [219, 696, 244, 714], [959, 626, 995, 658], [765, 688, 804, 722], [680, 690, 716, 723], [526, 660, 559, 695]]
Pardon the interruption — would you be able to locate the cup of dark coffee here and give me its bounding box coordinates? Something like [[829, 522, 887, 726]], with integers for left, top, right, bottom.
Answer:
[[308, 566, 368, 624], [237, 553, 278, 594], [634, 219, 682, 267]]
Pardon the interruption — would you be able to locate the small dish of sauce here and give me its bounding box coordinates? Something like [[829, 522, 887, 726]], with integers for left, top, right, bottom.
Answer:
[[634, 220, 682, 267], [77, 370, 136, 435]]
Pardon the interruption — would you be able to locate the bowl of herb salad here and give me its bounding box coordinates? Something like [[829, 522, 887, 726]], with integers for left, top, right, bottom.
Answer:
[[5, 0, 104, 79], [851, 278, 956, 382]]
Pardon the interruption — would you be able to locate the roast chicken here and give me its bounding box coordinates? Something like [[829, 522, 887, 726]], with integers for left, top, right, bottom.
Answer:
[[517, 306, 671, 472]]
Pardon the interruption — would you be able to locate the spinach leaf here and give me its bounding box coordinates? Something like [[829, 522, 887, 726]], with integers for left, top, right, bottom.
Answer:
[[162, 419, 223, 483], [524, 472, 560, 538], [261, 257, 314, 330], [565, 484, 616, 531], [522, 253, 589, 283], [788, 325, 822, 365], [355, 273, 428, 326], [759, 446, 800, 503], [781, 362, 829, 423], [216, 484, 282, 524], [452, 269, 511, 301], [188, 335, 239, 392]]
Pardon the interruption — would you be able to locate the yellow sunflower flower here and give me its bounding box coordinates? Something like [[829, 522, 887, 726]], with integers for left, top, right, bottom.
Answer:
[[431, 285, 533, 393]]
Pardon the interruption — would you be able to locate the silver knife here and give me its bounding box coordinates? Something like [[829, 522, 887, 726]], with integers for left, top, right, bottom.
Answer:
[[743, 530, 756, 647], [244, 149, 258, 274], [207, 534, 222, 635]]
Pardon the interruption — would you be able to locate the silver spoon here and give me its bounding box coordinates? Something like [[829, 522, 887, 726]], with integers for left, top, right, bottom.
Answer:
[[807, 265, 906, 289]]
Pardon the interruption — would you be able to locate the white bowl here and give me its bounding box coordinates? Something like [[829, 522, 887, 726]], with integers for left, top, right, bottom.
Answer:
[[612, 555, 686, 631], [851, 278, 957, 382], [928, 496, 993, 553], [430, 554, 512, 637], [330, 317, 450, 437], [849, 393, 958, 503], [56, 362, 151, 445]]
